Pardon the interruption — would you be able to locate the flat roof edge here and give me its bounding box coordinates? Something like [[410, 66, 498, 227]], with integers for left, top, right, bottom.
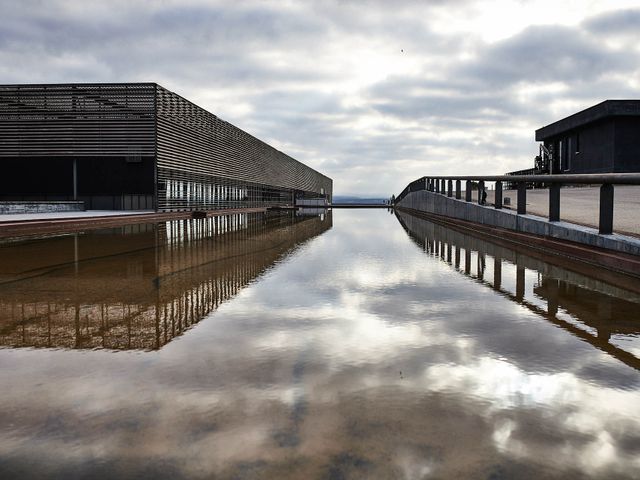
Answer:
[[536, 99, 640, 141], [0, 82, 159, 89]]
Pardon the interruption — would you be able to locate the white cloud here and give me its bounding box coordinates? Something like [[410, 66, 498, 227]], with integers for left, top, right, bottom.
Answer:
[[1, 0, 639, 196]]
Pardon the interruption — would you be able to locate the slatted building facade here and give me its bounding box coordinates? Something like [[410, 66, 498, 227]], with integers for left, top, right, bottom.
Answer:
[[0, 83, 332, 210]]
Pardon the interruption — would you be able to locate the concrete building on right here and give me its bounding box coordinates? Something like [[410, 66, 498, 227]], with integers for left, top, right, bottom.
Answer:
[[535, 100, 640, 174]]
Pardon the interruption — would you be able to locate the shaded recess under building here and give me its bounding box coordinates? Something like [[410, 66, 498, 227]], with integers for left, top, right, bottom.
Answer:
[[0, 83, 332, 210], [396, 210, 640, 372], [0, 211, 332, 351]]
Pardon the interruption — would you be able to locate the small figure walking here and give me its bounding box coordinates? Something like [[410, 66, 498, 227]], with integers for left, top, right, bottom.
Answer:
[[481, 185, 487, 205]]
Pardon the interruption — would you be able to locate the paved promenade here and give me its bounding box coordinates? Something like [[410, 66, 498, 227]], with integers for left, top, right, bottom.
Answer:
[[0, 207, 270, 239], [485, 185, 640, 236], [0, 210, 154, 223]]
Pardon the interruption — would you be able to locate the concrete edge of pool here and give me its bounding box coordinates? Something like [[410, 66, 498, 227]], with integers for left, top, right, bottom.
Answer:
[[396, 206, 640, 286]]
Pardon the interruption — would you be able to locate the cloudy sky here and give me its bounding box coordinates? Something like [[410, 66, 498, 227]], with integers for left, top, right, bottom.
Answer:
[[1, 0, 639, 196]]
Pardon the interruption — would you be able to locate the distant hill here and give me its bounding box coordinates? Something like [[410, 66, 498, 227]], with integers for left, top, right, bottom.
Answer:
[[332, 196, 388, 204]]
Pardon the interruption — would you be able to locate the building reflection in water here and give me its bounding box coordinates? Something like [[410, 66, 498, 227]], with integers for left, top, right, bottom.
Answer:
[[396, 210, 640, 371], [0, 211, 332, 351]]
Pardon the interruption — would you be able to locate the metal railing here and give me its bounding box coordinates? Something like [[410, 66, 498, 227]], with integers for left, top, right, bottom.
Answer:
[[395, 173, 640, 235]]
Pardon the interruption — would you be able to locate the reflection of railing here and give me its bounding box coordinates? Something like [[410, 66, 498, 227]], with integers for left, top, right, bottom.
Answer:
[[0, 211, 332, 351], [396, 210, 640, 372], [395, 173, 640, 234]]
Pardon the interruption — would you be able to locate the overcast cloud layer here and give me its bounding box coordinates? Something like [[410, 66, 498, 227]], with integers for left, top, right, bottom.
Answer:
[[1, 0, 639, 196]]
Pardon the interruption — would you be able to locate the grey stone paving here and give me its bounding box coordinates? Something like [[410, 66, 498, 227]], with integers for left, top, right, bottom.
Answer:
[[484, 185, 640, 236], [0, 210, 154, 223]]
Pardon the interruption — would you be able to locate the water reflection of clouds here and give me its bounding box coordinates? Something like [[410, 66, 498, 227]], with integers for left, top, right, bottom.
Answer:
[[1, 210, 640, 478], [168, 212, 639, 476]]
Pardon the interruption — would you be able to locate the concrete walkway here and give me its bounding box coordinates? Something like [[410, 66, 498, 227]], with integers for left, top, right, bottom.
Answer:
[[0, 207, 273, 239], [483, 185, 640, 236], [0, 210, 154, 223]]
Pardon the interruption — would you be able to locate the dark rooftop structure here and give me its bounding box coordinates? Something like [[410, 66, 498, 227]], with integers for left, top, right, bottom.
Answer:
[[533, 100, 640, 175]]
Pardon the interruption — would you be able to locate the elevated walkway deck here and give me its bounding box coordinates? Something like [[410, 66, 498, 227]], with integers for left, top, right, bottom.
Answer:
[[489, 185, 640, 237], [397, 189, 640, 278]]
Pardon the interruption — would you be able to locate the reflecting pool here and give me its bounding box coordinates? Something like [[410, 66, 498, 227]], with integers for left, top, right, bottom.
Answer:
[[0, 209, 638, 479]]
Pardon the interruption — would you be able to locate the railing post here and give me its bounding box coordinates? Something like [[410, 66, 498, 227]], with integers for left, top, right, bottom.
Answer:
[[517, 182, 526, 214], [465, 249, 471, 274], [447, 179, 452, 197], [547, 279, 559, 317], [549, 183, 561, 222], [599, 183, 614, 234], [435, 179, 440, 194], [478, 180, 485, 205], [465, 181, 472, 202], [494, 181, 502, 209], [456, 180, 461, 199], [440, 179, 445, 194], [494, 256, 501, 290], [516, 266, 525, 301]]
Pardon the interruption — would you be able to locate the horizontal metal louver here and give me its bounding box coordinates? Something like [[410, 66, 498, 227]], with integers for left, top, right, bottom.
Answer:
[[155, 85, 332, 209], [0, 83, 156, 157]]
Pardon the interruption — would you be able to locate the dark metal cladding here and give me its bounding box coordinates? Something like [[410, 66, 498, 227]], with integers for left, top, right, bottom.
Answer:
[[533, 100, 640, 175], [0, 83, 333, 211], [0, 83, 157, 209], [535, 100, 640, 141], [154, 84, 332, 210], [0, 83, 156, 157]]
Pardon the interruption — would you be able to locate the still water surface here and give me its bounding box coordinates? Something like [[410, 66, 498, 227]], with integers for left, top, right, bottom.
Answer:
[[0, 209, 639, 479]]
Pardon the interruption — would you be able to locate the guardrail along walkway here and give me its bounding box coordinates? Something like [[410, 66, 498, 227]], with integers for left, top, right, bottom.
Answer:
[[396, 173, 640, 235]]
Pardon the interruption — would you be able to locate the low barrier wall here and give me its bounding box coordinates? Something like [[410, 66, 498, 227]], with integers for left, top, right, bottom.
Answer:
[[397, 190, 640, 256], [0, 201, 85, 215]]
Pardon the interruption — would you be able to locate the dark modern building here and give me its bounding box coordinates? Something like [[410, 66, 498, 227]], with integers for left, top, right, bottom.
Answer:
[[0, 83, 332, 210], [534, 100, 640, 174]]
